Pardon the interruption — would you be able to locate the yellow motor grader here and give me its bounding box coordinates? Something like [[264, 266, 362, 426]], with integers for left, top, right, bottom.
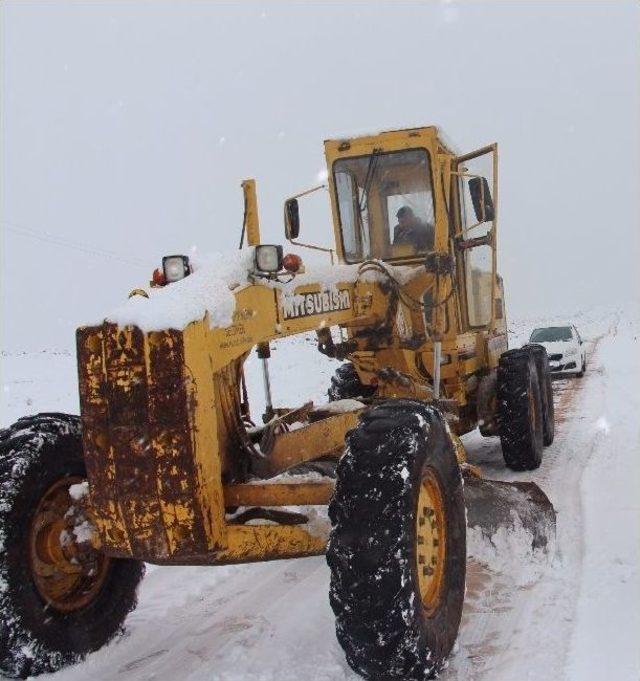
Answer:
[[0, 126, 556, 680]]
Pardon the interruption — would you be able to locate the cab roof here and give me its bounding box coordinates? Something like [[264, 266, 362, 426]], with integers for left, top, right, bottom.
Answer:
[[324, 125, 457, 156]]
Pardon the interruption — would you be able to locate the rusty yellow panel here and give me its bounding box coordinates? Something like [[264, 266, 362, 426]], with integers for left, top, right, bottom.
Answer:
[[144, 329, 208, 556], [76, 327, 108, 416], [223, 482, 334, 508], [487, 333, 508, 368], [111, 425, 171, 558], [205, 283, 362, 371], [207, 285, 277, 370], [265, 411, 359, 476], [461, 357, 480, 375], [324, 126, 438, 159], [181, 321, 228, 551], [241, 179, 261, 246], [98, 325, 176, 558], [374, 348, 416, 376], [78, 322, 229, 561], [150, 427, 203, 556], [276, 284, 358, 335], [76, 326, 132, 555], [449, 432, 467, 465], [420, 343, 459, 382], [215, 524, 328, 564]]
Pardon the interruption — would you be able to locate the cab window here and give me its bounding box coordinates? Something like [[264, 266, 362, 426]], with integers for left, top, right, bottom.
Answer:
[[456, 147, 496, 328], [333, 149, 435, 263]]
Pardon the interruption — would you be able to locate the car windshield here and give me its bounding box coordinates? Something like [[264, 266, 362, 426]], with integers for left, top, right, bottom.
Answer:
[[530, 326, 573, 342]]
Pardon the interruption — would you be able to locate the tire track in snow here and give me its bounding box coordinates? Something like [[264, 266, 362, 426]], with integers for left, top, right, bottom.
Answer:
[[443, 328, 610, 680], [47, 557, 352, 681]]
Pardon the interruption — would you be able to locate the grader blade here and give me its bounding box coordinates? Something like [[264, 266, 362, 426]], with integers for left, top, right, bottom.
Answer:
[[463, 472, 556, 551]]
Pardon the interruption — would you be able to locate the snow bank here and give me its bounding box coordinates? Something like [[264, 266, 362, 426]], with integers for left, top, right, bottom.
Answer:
[[565, 310, 640, 680], [313, 399, 364, 414], [467, 513, 555, 588]]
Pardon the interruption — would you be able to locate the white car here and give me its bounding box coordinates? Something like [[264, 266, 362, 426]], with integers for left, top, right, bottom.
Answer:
[[528, 324, 587, 377]]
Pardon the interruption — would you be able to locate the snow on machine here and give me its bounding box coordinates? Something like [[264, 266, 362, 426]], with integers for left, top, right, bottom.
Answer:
[[1, 126, 556, 679]]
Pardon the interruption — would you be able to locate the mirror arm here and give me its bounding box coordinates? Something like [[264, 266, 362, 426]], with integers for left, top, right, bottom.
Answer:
[[288, 239, 335, 265], [459, 218, 487, 235], [456, 233, 493, 251], [287, 183, 328, 202], [450, 170, 482, 179]]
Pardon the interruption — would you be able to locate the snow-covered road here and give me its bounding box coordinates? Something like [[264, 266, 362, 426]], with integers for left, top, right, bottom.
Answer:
[[447, 313, 640, 680], [1, 308, 638, 681]]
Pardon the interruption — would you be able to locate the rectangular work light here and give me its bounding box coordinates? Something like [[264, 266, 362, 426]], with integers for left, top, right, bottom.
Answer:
[[162, 255, 191, 283], [254, 245, 283, 274]]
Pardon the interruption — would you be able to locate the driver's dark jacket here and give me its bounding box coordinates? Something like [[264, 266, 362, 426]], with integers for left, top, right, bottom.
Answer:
[[393, 220, 434, 250]]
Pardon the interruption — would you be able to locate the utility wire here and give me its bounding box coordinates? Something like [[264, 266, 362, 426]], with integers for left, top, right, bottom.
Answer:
[[2, 220, 148, 267]]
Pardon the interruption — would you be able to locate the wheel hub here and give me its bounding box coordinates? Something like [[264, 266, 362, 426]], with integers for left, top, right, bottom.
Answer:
[[415, 468, 446, 615], [28, 476, 109, 612]]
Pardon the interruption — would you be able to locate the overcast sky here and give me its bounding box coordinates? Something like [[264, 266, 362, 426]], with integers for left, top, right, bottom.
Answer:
[[1, 1, 639, 352]]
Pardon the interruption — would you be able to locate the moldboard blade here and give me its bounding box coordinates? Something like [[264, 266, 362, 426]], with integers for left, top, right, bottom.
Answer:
[[463, 472, 556, 551]]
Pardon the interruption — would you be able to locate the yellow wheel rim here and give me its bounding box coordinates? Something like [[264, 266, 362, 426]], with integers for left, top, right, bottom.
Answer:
[[415, 468, 446, 616], [29, 476, 109, 613]]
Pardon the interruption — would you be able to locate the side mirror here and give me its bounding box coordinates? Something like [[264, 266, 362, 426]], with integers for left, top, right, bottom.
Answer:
[[284, 198, 300, 240], [469, 177, 495, 223]]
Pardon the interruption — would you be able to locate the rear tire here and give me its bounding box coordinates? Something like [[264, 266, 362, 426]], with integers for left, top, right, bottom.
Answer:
[[522, 344, 555, 446], [327, 400, 466, 680], [328, 362, 376, 402], [0, 414, 145, 679], [497, 350, 544, 470]]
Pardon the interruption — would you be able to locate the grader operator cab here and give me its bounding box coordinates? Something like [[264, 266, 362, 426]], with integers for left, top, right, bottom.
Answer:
[[0, 126, 556, 680]]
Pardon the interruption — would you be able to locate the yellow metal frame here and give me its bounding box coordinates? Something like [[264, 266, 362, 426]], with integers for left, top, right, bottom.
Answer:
[[76, 125, 504, 568]]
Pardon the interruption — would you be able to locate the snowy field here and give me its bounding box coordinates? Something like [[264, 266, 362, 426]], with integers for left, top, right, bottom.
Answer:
[[1, 306, 638, 681]]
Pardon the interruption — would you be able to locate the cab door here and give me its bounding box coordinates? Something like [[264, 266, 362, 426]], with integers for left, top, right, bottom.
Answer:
[[453, 144, 498, 333]]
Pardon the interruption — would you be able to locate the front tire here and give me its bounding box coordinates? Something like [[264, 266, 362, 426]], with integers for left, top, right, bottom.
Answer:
[[327, 400, 466, 680], [0, 414, 145, 679]]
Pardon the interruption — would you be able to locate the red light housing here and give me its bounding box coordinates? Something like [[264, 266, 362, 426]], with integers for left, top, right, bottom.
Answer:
[[282, 253, 302, 273], [152, 268, 166, 287]]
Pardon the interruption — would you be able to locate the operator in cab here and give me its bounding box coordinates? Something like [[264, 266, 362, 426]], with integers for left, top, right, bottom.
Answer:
[[393, 206, 434, 252]]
